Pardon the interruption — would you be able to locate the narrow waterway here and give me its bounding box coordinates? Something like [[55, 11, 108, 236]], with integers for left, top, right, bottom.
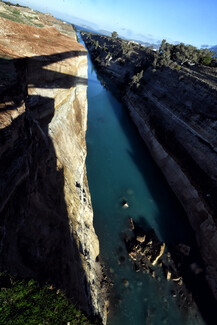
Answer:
[[78, 31, 206, 325]]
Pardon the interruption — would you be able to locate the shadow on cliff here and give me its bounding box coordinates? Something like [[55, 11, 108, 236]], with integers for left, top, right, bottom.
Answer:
[[0, 51, 94, 316], [0, 51, 87, 111]]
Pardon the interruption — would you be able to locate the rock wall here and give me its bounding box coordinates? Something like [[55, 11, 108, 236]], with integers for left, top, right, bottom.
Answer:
[[122, 68, 217, 299], [0, 16, 107, 324], [124, 89, 217, 299], [82, 31, 217, 301]]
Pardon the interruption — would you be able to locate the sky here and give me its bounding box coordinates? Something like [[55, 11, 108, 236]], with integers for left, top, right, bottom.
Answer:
[[8, 0, 217, 47]]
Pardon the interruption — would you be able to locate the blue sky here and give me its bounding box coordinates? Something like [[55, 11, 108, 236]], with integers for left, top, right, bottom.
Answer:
[[8, 0, 217, 47]]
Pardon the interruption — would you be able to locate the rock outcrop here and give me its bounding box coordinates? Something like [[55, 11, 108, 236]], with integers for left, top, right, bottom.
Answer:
[[0, 8, 107, 324], [124, 219, 199, 316], [81, 32, 217, 301]]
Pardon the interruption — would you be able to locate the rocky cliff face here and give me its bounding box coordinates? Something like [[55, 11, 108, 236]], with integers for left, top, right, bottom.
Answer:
[[82, 32, 217, 301], [0, 12, 107, 324]]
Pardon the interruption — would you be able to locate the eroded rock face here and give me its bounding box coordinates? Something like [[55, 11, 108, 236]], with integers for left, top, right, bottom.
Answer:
[[0, 14, 107, 324], [81, 32, 217, 302], [124, 85, 217, 301]]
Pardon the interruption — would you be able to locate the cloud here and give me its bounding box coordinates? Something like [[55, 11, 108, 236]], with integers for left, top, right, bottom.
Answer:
[[135, 32, 160, 44], [201, 44, 210, 48]]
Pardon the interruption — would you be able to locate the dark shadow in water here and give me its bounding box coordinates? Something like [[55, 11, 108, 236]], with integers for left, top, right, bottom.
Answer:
[[112, 91, 217, 325], [0, 52, 93, 315]]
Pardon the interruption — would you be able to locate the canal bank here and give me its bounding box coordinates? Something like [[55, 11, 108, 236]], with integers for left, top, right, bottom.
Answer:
[[77, 29, 214, 325]]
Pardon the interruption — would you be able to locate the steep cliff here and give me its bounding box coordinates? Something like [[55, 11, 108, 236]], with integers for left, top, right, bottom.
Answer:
[[82, 32, 217, 302], [0, 10, 107, 324]]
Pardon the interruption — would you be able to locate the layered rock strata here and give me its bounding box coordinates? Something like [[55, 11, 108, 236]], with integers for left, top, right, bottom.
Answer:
[[81, 32, 217, 301], [0, 14, 107, 324]]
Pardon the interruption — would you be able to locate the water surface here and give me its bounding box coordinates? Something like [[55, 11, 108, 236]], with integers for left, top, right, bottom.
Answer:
[[78, 31, 205, 325]]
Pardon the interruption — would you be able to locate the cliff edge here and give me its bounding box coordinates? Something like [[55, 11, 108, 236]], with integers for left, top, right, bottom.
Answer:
[[0, 7, 107, 324]]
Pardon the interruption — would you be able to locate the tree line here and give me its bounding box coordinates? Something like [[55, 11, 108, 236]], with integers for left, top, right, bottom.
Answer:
[[153, 39, 217, 69]]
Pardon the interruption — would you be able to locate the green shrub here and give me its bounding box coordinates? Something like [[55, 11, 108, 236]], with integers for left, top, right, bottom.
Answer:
[[71, 24, 77, 32], [11, 9, 20, 15], [0, 273, 94, 325], [102, 43, 108, 52], [130, 70, 144, 88], [95, 40, 99, 49], [3, 0, 28, 8], [200, 55, 212, 66], [0, 11, 23, 23], [35, 23, 44, 28], [154, 39, 216, 68], [111, 31, 118, 38]]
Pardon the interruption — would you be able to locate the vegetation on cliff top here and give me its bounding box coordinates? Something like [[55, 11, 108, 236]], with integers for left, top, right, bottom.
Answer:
[[153, 39, 217, 69], [0, 1, 44, 27], [84, 31, 217, 69], [0, 273, 95, 325], [82, 31, 154, 69], [82, 31, 217, 91], [1, 1, 29, 8]]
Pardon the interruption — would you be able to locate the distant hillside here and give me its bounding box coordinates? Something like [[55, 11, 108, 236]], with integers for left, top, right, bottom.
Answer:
[[210, 45, 217, 58], [97, 29, 111, 36], [73, 21, 159, 49], [128, 38, 160, 50], [74, 23, 111, 37], [210, 45, 217, 53]]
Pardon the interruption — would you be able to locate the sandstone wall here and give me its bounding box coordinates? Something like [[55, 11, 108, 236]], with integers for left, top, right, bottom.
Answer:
[[0, 17, 107, 323]]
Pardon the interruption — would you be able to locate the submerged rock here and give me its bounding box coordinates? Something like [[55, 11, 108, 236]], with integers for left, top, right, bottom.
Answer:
[[123, 218, 203, 318], [166, 271, 172, 281], [118, 256, 126, 264], [152, 242, 165, 265], [177, 243, 191, 256], [126, 188, 134, 195], [128, 217, 135, 230], [122, 200, 129, 208], [125, 226, 166, 270], [122, 279, 129, 287], [190, 263, 203, 275], [136, 234, 146, 243]]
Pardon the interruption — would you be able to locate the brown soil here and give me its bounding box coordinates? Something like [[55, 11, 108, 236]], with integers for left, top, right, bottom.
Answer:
[[0, 16, 85, 58]]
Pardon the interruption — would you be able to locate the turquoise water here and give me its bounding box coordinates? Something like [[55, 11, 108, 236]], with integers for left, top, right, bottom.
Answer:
[[78, 33, 205, 325]]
